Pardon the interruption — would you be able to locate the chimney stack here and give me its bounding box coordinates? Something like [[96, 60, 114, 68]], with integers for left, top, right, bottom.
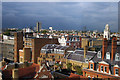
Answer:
[[111, 37, 117, 61], [102, 38, 108, 60], [66, 36, 69, 46], [84, 46, 88, 58], [79, 37, 82, 48]]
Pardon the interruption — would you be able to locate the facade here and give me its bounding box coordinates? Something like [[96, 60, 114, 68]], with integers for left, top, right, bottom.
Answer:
[[14, 32, 23, 62], [104, 24, 110, 40], [37, 44, 74, 67], [81, 38, 102, 48], [19, 48, 31, 63], [83, 37, 120, 79], [14, 32, 59, 63], [58, 35, 82, 48], [66, 49, 96, 71], [0, 40, 14, 61], [32, 38, 59, 63]]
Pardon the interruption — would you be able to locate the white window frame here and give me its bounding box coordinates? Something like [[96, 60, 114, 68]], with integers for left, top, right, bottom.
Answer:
[[115, 69, 119, 76], [101, 65, 103, 72], [106, 52, 110, 59], [97, 51, 101, 58], [90, 64, 93, 70], [115, 53, 119, 61], [104, 66, 107, 73]]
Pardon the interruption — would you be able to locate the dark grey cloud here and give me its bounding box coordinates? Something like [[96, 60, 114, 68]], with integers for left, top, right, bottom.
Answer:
[[2, 2, 118, 32], [0, 1, 2, 32]]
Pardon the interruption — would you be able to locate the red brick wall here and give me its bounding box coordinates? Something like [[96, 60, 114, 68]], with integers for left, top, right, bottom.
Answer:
[[32, 38, 59, 63], [111, 37, 117, 61], [14, 32, 23, 62], [102, 38, 108, 60]]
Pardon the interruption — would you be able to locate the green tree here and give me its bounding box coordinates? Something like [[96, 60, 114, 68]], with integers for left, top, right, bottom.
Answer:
[[73, 65, 83, 75], [41, 30, 48, 34], [67, 63, 72, 71], [3, 31, 10, 36]]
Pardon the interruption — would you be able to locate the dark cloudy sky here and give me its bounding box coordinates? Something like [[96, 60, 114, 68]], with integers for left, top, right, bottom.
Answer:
[[2, 2, 118, 32]]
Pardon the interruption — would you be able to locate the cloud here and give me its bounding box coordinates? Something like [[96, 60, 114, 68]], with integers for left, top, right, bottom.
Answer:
[[2, 2, 118, 32], [0, 1, 2, 31]]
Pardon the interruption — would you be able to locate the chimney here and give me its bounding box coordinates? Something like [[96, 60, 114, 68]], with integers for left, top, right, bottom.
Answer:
[[12, 69, 19, 79], [102, 38, 108, 60], [2, 59, 6, 66], [111, 37, 117, 61], [79, 37, 82, 48], [84, 46, 88, 58], [66, 36, 69, 45]]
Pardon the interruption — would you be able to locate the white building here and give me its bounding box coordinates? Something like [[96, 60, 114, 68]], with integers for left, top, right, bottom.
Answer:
[[58, 36, 67, 46], [104, 24, 110, 40], [23, 28, 33, 33], [49, 27, 53, 30]]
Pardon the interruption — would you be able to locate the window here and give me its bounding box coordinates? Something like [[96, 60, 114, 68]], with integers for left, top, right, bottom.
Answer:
[[101, 66, 103, 72], [115, 69, 119, 76], [104, 66, 107, 72], [106, 52, 110, 59], [115, 53, 119, 61], [90, 64, 93, 69], [97, 51, 101, 58]]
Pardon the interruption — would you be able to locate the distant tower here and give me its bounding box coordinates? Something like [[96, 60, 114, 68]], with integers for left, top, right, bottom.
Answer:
[[36, 22, 42, 32], [58, 36, 66, 46], [104, 24, 110, 40]]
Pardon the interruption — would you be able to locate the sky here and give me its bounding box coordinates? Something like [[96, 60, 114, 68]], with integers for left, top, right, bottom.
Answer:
[[0, 1, 2, 32], [2, 2, 118, 32]]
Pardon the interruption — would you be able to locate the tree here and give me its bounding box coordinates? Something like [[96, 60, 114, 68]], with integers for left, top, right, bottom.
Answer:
[[67, 63, 72, 71], [73, 65, 83, 75], [41, 30, 48, 34]]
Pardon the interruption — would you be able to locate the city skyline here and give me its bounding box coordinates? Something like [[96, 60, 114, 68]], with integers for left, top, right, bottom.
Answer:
[[2, 2, 118, 32]]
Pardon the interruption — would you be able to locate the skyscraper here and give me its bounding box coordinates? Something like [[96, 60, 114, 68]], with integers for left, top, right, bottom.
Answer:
[[36, 22, 42, 32]]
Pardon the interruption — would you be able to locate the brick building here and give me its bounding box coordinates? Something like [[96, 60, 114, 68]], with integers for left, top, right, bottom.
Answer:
[[2, 62, 52, 79], [0, 40, 14, 61], [66, 48, 96, 71], [32, 38, 59, 63], [19, 48, 31, 63], [14, 32, 23, 62], [14, 32, 59, 63], [37, 44, 74, 69], [83, 37, 120, 79]]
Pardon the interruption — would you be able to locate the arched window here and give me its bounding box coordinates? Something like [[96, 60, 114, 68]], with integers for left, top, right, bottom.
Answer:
[[97, 51, 101, 58], [106, 52, 110, 59], [115, 53, 119, 61]]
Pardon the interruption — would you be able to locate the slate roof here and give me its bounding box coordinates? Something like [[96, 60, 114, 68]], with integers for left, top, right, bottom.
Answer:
[[67, 50, 97, 62], [91, 40, 120, 75], [41, 44, 69, 52]]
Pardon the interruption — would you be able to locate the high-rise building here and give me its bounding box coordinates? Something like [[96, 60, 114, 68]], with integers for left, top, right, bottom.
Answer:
[[14, 32, 23, 62], [36, 22, 42, 32]]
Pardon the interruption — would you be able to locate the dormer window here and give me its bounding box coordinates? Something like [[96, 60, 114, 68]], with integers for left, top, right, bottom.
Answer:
[[115, 69, 119, 76], [101, 66, 103, 72], [97, 51, 101, 58], [90, 64, 93, 69], [115, 53, 119, 61], [106, 52, 110, 59]]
